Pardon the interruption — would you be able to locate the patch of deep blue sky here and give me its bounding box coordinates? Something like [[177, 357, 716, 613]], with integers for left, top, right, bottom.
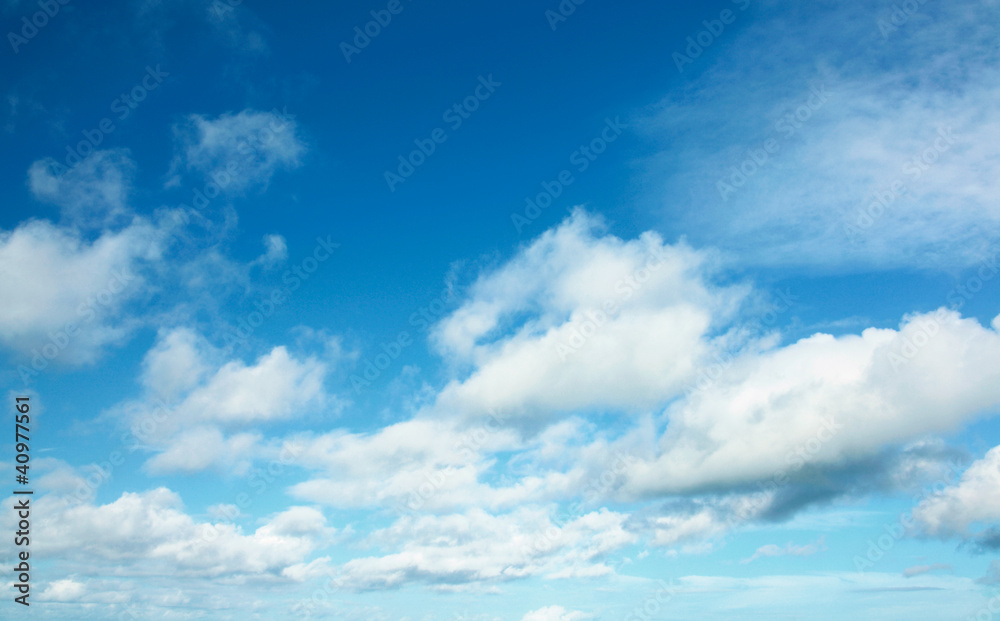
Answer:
[[2, 0, 1000, 597]]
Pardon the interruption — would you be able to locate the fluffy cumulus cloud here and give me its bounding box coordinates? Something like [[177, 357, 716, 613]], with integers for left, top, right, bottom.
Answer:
[[140, 326, 213, 401], [140, 327, 329, 427], [622, 310, 1000, 496], [431, 209, 745, 426], [291, 212, 1000, 536], [39, 578, 87, 603], [117, 327, 332, 474], [286, 212, 751, 515], [4, 150, 163, 364], [330, 507, 635, 591], [158, 345, 327, 426], [289, 417, 521, 512], [11, 489, 332, 579], [171, 108, 304, 192], [913, 445, 1000, 549], [0, 463, 338, 615], [144, 426, 265, 474], [0, 214, 168, 365], [290, 413, 642, 515]]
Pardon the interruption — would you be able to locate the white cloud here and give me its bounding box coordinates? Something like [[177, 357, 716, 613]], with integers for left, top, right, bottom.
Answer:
[[144, 426, 262, 474], [289, 417, 524, 512], [0, 216, 165, 364], [287, 213, 1000, 527], [33, 458, 95, 497], [118, 327, 334, 473], [648, 507, 729, 548], [267, 505, 329, 537], [8, 489, 331, 579], [289, 415, 644, 514], [331, 507, 635, 591], [282, 556, 333, 582], [913, 445, 1000, 547], [169, 345, 327, 426], [653, 571, 979, 620], [253, 233, 288, 267], [903, 563, 951, 578], [27, 149, 135, 227], [647, 1, 1000, 270], [628, 493, 781, 551], [521, 605, 589, 621], [431, 209, 745, 425], [6, 148, 303, 368], [172, 108, 304, 192], [204, 0, 269, 55], [133, 327, 329, 429], [39, 578, 86, 602], [741, 536, 825, 564], [140, 327, 212, 401], [281, 211, 752, 514], [623, 310, 1000, 496]]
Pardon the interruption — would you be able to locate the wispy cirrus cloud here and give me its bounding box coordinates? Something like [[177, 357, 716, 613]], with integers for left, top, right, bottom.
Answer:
[[169, 108, 304, 193], [521, 606, 590, 621], [645, 0, 1000, 270], [741, 536, 826, 564], [27, 149, 135, 227]]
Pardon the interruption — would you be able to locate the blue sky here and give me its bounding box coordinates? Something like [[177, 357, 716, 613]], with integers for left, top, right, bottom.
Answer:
[[3, 0, 1000, 619]]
